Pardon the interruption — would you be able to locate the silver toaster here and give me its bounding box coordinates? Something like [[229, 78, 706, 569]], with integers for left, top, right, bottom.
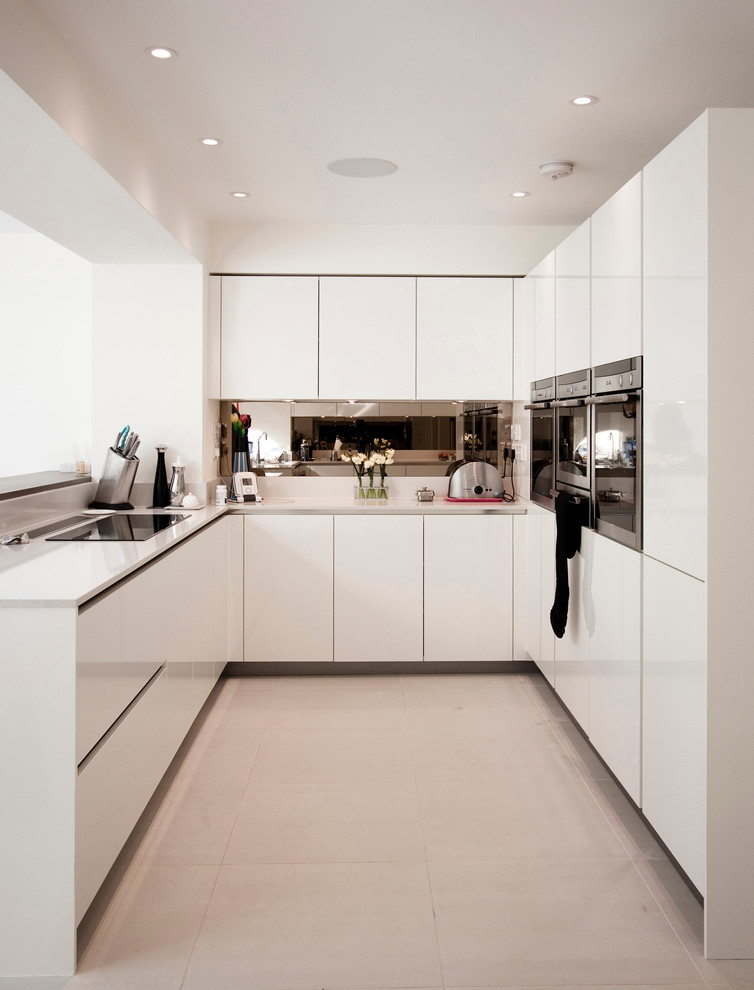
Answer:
[[446, 459, 504, 501]]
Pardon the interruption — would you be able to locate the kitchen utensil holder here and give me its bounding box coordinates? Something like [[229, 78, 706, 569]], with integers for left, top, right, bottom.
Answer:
[[90, 446, 140, 510]]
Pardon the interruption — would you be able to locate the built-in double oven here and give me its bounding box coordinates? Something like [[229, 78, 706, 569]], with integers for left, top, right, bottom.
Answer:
[[528, 356, 643, 550]]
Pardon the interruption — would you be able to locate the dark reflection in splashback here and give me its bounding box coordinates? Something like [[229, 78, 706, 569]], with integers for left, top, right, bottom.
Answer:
[[291, 416, 456, 454]]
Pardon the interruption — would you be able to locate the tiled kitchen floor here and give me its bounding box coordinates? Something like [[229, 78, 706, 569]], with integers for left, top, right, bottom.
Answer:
[[6, 672, 754, 990]]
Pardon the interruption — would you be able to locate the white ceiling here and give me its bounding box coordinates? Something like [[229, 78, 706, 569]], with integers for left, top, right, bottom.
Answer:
[[28, 0, 754, 228]]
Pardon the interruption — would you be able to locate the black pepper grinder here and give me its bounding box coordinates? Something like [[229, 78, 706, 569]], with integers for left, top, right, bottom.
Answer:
[[152, 445, 171, 507]]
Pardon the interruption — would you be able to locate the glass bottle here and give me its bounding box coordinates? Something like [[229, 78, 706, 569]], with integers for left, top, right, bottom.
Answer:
[[152, 445, 171, 507]]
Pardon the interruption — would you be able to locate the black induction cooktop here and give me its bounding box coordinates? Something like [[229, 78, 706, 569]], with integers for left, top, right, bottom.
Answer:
[[47, 513, 188, 542]]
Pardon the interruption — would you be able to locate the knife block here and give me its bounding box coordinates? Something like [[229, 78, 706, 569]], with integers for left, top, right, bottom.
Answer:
[[89, 446, 140, 510]]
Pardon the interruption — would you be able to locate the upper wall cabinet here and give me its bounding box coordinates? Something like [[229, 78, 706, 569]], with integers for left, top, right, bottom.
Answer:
[[219, 276, 319, 400], [528, 251, 555, 383], [319, 277, 416, 399], [591, 172, 642, 367], [416, 277, 512, 400], [642, 113, 708, 580], [555, 220, 591, 376]]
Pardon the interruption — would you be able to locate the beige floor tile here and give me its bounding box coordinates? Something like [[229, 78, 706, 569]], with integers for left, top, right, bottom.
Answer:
[[224, 780, 425, 864], [182, 862, 443, 990], [402, 672, 528, 690], [402, 676, 540, 711], [139, 782, 247, 866], [262, 705, 408, 731], [418, 778, 630, 861], [72, 864, 219, 989], [430, 858, 703, 987], [175, 724, 265, 785], [409, 720, 581, 782], [548, 718, 614, 781], [271, 686, 406, 710], [251, 727, 415, 783], [212, 676, 281, 707]]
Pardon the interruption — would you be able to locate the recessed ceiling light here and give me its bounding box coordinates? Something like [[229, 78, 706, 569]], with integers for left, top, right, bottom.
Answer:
[[230, 191, 249, 198], [199, 138, 222, 146], [511, 191, 529, 198], [569, 95, 598, 106], [146, 46, 177, 59], [327, 158, 397, 178]]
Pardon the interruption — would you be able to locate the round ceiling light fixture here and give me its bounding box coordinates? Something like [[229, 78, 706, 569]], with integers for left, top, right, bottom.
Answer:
[[511, 190, 530, 198], [539, 161, 574, 181], [230, 191, 249, 198], [199, 138, 222, 146], [327, 158, 398, 178], [146, 46, 177, 59], [569, 95, 599, 106]]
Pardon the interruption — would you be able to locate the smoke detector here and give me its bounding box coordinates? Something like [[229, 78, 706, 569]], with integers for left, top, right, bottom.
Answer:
[[539, 161, 574, 181]]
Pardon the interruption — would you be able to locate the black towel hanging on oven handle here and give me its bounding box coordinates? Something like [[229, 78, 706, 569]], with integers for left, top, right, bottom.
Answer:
[[550, 491, 587, 639]]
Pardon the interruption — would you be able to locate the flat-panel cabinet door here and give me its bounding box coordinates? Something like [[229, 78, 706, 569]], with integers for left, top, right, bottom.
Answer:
[[319, 277, 416, 399], [221, 275, 319, 399], [553, 525, 591, 733], [424, 515, 513, 662], [524, 512, 543, 671], [334, 515, 423, 661], [642, 113, 708, 581], [244, 515, 334, 662], [555, 220, 590, 375], [538, 511, 556, 685], [588, 533, 641, 803], [642, 555, 706, 895], [416, 277, 512, 400], [591, 172, 642, 367], [531, 252, 555, 382]]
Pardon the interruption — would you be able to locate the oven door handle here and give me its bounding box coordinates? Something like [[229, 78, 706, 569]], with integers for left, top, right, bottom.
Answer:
[[585, 393, 632, 405], [552, 398, 586, 408], [524, 402, 552, 410]]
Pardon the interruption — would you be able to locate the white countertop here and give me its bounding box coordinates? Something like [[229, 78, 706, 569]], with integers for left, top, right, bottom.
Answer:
[[229, 496, 527, 515], [0, 506, 226, 609]]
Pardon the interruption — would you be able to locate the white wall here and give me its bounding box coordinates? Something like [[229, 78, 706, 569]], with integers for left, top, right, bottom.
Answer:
[[91, 265, 206, 486], [209, 221, 572, 276], [0, 228, 91, 476]]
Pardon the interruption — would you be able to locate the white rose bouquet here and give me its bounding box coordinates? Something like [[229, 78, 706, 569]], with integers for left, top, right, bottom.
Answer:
[[341, 450, 368, 489]]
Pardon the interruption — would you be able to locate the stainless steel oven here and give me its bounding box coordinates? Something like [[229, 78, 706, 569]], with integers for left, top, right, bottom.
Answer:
[[586, 356, 642, 550], [525, 377, 555, 509], [553, 368, 591, 500]]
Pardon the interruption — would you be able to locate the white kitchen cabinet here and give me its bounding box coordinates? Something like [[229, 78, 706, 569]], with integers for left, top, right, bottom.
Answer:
[[591, 172, 642, 367], [555, 220, 590, 375], [642, 554, 706, 895], [334, 514, 423, 661], [74, 519, 228, 925], [588, 533, 641, 803], [553, 524, 591, 733], [538, 511, 556, 687], [424, 515, 513, 661], [642, 114, 708, 581], [319, 277, 416, 399], [416, 277, 513, 400], [220, 275, 319, 399], [244, 514, 334, 662], [512, 277, 531, 401], [529, 251, 555, 382]]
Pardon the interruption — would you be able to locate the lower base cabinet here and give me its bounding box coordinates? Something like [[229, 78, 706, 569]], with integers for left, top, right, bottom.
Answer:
[[242, 512, 515, 664], [554, 527, 591, 732], [424, 514, 513, 661], [244, 515, 334, 661], [642, 554, 707, 894], [334, 515, 424, 662], [588, 534, 641, 804]]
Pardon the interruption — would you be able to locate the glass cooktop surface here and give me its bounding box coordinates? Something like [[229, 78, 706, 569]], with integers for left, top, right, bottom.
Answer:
[[47, 513, 188, 542]]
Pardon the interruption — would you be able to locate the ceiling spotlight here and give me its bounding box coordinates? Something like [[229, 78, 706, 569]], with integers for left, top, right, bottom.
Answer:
[[199, 138, 222, 146], [230, 191, 249, 198], [511, 191, 529, 198], [327, 158, 397, 178], [146, 46, 177, 59], [539, 161, 574, 181], [569, 95, 598, 106]]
